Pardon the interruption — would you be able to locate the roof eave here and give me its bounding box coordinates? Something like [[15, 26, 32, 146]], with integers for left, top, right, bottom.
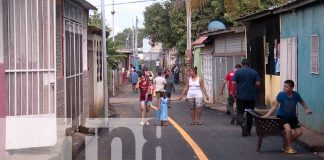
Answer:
[[273, 0, 318, 14], [236, 10, 272, 23], [74, 0, 97, 10]]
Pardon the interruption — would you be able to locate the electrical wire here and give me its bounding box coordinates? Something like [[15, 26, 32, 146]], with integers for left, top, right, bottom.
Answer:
[[96, 0, 158, 6]]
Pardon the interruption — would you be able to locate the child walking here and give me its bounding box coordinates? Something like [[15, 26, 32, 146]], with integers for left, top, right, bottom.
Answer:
[[157, 91, 169, 126]]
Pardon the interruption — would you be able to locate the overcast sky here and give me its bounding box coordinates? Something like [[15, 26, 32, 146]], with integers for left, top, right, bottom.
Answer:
[[87, 0, 160, 36]]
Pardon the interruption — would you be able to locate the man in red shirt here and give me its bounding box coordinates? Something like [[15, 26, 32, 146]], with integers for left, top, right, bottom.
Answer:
[[220, 64, 241, 124], [136, 74, 153, 126]]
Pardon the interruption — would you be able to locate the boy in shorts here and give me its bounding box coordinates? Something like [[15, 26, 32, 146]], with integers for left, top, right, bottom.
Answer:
[[263, 80, 312, 154]]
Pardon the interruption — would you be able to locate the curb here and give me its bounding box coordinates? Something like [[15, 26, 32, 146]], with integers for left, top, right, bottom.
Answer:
[[296, 139, 324, 152], [206, 105, 324, 153]]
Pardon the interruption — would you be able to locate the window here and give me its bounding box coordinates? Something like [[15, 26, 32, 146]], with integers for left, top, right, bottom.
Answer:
[[97, 41, 103, 82], [4, 0, 56, 116], [311, 35, 320, 74]]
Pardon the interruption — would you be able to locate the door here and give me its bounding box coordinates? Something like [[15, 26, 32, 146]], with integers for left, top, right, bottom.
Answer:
[[280, 37, 297, 89], [87, 40, 95, 117], [4, 0, 57, 149], [202, 54, 213, 103], [214, 57, 227, 104], [64, 19, 83, 129]]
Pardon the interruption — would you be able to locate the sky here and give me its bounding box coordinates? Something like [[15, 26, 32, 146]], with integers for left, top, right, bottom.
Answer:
[[87, 0, 163, 36]]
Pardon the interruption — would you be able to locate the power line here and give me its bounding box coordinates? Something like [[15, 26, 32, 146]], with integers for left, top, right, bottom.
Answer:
[[96, 0, 157, 7]]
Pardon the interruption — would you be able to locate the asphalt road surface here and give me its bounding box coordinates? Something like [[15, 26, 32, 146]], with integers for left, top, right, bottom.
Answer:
[[76, 83, 323, 160]]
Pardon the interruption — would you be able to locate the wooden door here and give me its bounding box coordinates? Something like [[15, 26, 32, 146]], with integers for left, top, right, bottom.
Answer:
[[280, 37, 297, 90]]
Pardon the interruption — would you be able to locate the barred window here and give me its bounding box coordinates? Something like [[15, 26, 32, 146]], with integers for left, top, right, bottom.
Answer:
[[311, 35, 320, 74]]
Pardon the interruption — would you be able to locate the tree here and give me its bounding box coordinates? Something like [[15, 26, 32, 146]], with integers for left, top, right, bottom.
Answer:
[[224, 0, 285, 25], [143, 2, 176, 49], [114, 28, 145, 50], [89, 11, 125, 69], [88, 11, 111, 31]]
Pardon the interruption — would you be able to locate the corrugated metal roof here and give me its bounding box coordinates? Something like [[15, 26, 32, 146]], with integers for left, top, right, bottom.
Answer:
[[236, 0, 319, 22], [88, 26, 109, 36], [73, 0, 97, 10], [273, 0, 318, 14], [192, 36, 208, 46]]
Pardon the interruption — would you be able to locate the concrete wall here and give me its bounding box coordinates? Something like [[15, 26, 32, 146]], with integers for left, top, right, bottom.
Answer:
[[193, 48, 203, 78], [87, 34, 104, 118], [281, 3, 324, 133]]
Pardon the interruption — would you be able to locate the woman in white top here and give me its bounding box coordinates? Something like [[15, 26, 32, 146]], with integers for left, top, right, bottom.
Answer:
[[179, 67, 209, 125]]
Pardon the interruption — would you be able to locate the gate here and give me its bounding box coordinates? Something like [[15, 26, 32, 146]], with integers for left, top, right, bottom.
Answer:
[[202, 54, 213, 103], [214, 56, 243, 104], [64, 0, 85, 130], [4, 0, 57, 149]]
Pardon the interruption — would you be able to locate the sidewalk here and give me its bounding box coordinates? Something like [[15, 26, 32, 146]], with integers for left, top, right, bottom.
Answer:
[[206, 102, 324, 153]]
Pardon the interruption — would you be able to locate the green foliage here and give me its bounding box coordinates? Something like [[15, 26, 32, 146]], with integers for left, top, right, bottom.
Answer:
[[89, 12, 126, 70], [106, 38, 126, 69], [114, 28, 145, 50], [143, 2, 176, 49], [143, 0, 285, 55], [224, 0, 284, 25], [88, 11, 111, 32]]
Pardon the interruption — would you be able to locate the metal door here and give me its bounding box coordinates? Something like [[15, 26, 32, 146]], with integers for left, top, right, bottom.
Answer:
[[202, 54, 213, 103], [64, 19, 83, 129], [214, 57, 227, 104], [4, 0, 57, 149]]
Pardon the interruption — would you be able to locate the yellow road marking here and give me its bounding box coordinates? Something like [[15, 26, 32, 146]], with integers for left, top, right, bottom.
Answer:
[[151, 105, 208, 160]]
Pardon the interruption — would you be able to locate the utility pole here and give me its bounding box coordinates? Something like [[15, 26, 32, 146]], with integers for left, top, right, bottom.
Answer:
[[185, 0, 192, 69], [132, 19, 135, 67], [101, 0, 109, 118], [135, 16, 139, 68], [111, 0, 115, 42]]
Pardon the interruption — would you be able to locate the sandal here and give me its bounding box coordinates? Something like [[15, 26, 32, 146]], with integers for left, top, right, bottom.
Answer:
[[190, 122, 196, 125], [197, 122, 204, 125], [285, 147, 297, 154]]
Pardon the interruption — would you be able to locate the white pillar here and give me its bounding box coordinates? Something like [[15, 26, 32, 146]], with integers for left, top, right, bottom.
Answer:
[[101, 0, 109, 118]]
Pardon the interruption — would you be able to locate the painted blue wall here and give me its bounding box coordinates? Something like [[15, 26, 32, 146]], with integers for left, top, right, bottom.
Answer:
[[281, 3, 324, 133]]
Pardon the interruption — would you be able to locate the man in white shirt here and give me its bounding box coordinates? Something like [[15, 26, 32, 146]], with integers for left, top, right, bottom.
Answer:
[[154, 72, 166, 108]]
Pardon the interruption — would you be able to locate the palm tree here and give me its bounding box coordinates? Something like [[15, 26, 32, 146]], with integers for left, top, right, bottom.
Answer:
[[176, 0, 208, 68]]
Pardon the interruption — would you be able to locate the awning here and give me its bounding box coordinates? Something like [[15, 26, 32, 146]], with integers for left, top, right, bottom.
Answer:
[[192, 36, 208, 46]]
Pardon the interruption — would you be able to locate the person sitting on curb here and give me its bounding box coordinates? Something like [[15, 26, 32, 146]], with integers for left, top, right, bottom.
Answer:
[[263, 80, 312, 154]]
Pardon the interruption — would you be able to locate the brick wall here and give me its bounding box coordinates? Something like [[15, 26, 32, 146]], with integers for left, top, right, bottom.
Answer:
[[56, 0, 65, 118]]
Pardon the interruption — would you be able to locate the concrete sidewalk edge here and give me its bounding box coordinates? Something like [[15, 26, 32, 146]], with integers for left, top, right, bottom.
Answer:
[[206, 103, 324, 153]]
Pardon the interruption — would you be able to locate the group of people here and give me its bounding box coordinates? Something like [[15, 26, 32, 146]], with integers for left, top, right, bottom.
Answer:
[[132, 65, 176, 126], [220, 59, 312, 154], [130, 58, 313, 154]]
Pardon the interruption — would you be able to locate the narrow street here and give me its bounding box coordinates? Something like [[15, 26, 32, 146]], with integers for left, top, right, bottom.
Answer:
[[76, 83, 323, 160]]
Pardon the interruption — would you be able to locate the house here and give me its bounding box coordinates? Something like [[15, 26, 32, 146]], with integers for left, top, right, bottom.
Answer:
[[237, 10, 281, 108], [192, 36, 214, 103], [273, 0, 324, 134], [142, 38, 162, 71], [0, 0, 97, 149], [193, 26, 246, 104], [87, 26, 109, 118]]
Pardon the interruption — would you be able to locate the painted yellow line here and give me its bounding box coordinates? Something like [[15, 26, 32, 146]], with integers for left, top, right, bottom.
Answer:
[[151, 105, 208, 160]]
